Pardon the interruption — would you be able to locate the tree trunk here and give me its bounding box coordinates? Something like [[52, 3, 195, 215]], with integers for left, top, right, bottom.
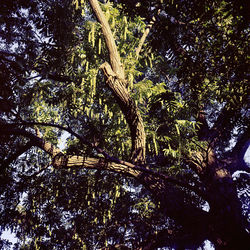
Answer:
[[100, 62, 146, 163], [205, 166, 249, 249], [139, 170, 249, 249], [137, 172, 211, 246], [190, 149, 250, 249]]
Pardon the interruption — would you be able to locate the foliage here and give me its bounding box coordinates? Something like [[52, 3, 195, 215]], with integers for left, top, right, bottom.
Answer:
[[0, 0, 249, 249]]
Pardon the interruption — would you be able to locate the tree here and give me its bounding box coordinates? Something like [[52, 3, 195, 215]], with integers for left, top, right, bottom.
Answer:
[[0, 0, 249, 249]]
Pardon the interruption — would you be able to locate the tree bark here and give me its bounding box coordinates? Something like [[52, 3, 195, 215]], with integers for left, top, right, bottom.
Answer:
[[204, 159, 249, 249], [191, 107, 250, 249], [89, 0, 146, 163], [89, 0, 124, 78], [1, 123, 249, 249], [100, 62, 146, 163]]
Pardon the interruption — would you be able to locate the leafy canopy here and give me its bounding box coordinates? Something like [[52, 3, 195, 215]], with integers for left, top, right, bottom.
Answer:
[[0, 0, 249, 249]]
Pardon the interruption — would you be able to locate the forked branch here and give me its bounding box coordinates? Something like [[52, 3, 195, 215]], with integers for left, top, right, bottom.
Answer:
[[88, 0, 146, 163]]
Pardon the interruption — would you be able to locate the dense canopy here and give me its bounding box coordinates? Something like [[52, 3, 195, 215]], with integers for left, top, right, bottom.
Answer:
[[0, 0, 249, 249]]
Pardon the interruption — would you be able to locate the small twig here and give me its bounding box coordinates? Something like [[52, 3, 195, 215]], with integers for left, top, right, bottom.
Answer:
[[25, 163, 51, 179], [135, 9, 161, 58]]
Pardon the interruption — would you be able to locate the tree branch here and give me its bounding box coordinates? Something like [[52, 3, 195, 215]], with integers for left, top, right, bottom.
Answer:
[[100, 62, 146, 163], [1, 142, 33, 167], [0, 127, 61, 158], [135, 10, 161, 58], [222, 126, 250, 173], [88, 0, 146, 163], [0, 125, 142, 179], [231, 126, 250, 160], [89, 0, 124, 79], [196, 108, 210, 141], [2, 121, 205, 198], [1, 123, 211, 236]]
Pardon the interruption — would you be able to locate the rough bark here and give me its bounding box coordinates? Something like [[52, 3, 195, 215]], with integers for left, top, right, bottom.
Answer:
[[1, 121, 249, 249], [204, 162, 248, 249], [89, 0, 146, 163], [89, 0, 124, 78], [100, 62, 146, 163], [190, 105, 250, 249]]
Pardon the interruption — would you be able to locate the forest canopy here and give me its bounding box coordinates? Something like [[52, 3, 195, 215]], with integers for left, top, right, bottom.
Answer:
[[0, 0, 249, 249]]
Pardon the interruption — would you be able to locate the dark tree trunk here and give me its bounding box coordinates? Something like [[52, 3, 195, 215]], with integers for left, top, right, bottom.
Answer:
[[136, 155, 250, 249], [205, 167, 249, 249]]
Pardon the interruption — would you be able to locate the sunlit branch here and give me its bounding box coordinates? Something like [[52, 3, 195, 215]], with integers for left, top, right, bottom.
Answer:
[[3, 121, 206, 198], [89, 0, 124, 78], [88, 0, 146, 163]]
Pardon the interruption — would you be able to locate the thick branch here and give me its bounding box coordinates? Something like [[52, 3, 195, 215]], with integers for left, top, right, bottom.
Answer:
[[231, 126, 250, 160], [2, 127, 143, 180], [196, 108, 210, 141], [88, 0, 146, 163], [1, 124, 213, 239], [89, 0, 124, 79], [100, 62, 146, 163], [3, 121, 204, 197], [223, 126, 250, 173], [0, 127, 61, 158]]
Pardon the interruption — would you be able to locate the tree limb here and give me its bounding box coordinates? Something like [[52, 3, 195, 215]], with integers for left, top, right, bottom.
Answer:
[[89, 0, 124, 79], [88, 0, 146, 163], [135, 10, 161, 58], [100, 62, 146, 163], [1, 124, 212, 238], [231, 126, 250, 160], [1, 142, 33, 167], [196, 108, 210, 141], [0, 127, 61, 158], [223, 126, 250, 173], [2, 121, 205, 198]]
